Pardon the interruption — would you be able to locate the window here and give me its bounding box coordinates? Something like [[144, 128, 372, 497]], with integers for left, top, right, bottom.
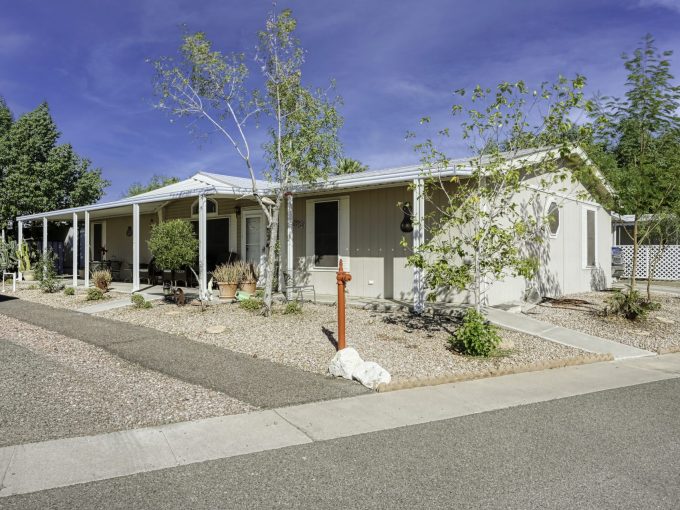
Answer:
[[584, 208, 596, 267], [313, 201, 339, 268], [547, 201, 560, 237], [191, 198, 217, 217]]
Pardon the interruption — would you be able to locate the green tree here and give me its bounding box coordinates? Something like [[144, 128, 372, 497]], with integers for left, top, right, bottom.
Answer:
[[148, 219, 198, 271], [0, 96, 12, 137], [591, 35, 680, 294], [0, 102, 109, 227], [334, 157, 368, 175], [125, 174, 180, 197], [152, 9, 342, 315], [408, 77, 592, 313]]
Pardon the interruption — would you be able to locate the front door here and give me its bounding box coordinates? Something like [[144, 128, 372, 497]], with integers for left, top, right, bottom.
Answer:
[[241, 210, 266, 279]]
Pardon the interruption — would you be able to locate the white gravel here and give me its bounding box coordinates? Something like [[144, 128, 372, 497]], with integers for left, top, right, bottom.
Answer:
[[0, 314, 255, 446], [8, 284, 127, 310], [101, 300, 588, 381], [528, 291, 680, 353]]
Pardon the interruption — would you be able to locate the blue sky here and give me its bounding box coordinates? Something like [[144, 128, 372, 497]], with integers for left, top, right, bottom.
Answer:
[[1, 0, 679, 199]]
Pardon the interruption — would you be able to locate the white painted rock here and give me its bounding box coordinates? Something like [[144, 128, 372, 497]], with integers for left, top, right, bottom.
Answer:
[[352, 361, 391, 389], [206, 325, 226, 334], [328, 347, 363, 380]]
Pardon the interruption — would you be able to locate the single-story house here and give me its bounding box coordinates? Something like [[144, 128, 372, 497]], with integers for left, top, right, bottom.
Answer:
[[14, 147, 613, 309]]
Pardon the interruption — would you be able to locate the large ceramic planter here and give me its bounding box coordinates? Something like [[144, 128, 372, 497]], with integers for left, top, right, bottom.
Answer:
[[22, 270, 35, 282], [240, 281, 257, 294], [217, 282, 238, 300]]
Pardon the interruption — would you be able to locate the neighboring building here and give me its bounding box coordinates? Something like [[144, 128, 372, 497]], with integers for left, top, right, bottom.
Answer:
[[15, 147, 613, 308]]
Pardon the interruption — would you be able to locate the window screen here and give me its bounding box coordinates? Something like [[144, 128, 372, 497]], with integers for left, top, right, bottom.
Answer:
[[314, 201, 338, 268], [586, 210, 596, 267]]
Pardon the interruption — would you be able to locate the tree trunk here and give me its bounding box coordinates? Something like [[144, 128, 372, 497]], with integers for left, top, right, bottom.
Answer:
[[262, 197, 281, 316], [631, 218, 638, 293]]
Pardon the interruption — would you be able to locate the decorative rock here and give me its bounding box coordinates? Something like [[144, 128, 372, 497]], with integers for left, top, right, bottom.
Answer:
[[656, 316, 675, 325], [352, 361, 391, 389], [206, 325, 226, 334], [329, 347, 364, 380], [499, 339, 515, 350]]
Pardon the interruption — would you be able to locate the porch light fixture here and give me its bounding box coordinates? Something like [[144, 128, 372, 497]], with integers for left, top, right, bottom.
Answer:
[[400, 201, 414, 233], [126, 226, 132, 237]]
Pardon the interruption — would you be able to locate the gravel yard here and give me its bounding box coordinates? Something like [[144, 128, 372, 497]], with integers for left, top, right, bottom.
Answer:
[[0, 314, 255, 447], [6, 284, 127, 310], [528, 291, 680, 353], [101, 300, 588, 381]]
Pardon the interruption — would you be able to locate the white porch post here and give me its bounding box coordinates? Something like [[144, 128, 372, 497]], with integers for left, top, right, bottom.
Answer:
[[286, 193, 294, 299], [413, 178, 425, 313], [198, 194, 207, 298], [17, 220, 23, 280], [72, 213, 78, 288], [1, 228, 5, 242], [42, 217, 48, 254], [132, 203, 140, 292], [84, 211, 90, 288]]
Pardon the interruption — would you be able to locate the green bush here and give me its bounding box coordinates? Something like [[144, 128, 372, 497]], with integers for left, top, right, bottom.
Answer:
[[283, 301, 302, 315], [148, 220, 198, 271], [0, 239, 18, 272], [86, 287, 105, 301], [131, 293, 152, 309], [603, 288, 659, 321], [64, 287, 75, 296], [35, 250, 62, 293], [449, 308, 501, 357], [239, 297, 263, 311]]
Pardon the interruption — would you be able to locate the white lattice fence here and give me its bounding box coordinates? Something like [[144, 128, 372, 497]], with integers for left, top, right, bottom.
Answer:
[[617, 245, 680, 280]]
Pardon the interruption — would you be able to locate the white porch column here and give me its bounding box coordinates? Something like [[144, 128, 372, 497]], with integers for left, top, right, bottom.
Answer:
[[72, 213, 78, 288], [1, 228, 5, 242], [17, 220, 23, 280], [42, 217, 48, 254], [132, 203, 140, 292], [198, 194, 207, 298], [286, 193, 294, 298], [413, 178, 426, 313], [84, 211, 90, 288]]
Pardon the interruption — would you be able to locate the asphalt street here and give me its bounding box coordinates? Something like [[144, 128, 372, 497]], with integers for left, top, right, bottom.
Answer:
[[4, 377, 679, 509]]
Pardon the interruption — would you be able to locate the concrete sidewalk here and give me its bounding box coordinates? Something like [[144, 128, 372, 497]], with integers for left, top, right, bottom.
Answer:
[[2, 353, 679, 498], [486, 306, 655, 360], [0, 296, 367, 408]]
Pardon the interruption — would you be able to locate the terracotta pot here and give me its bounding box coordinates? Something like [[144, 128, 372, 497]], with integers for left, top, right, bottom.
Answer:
[[22, 270, 35, 282], [240, 281, 257, 294], [217, 282, 238, 299]]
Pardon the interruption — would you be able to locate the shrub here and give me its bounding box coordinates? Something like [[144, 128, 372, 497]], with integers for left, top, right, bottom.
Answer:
[[212, 263, 240, 283], [131, 293, 152, 309], [148, 220, 198, 272], [91, 269, 112, 291], [15, 242, 32, 273], [448, 308, 501, 357], [0, 239, 17, 272], [86, 287, 105, 301], [603, 288, 659, 321], [284, 301, 302, 315], [35, 250, 62, 293], [64, 287, 75, 296], [239, 297, 263, 311]]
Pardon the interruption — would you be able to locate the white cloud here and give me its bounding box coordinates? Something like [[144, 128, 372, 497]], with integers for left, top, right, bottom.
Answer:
[[638, 0, 680, 13]]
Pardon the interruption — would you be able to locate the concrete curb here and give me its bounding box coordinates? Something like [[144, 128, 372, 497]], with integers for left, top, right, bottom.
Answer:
[[376, 353, 614, 392]]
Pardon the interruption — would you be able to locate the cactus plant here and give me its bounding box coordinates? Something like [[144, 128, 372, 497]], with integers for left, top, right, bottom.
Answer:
[[0, 240, 18, 272], [16, 242, 32, 272]]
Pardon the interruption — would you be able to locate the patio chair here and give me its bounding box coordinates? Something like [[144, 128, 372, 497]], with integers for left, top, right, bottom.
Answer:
[[282, 272, 316, 304]]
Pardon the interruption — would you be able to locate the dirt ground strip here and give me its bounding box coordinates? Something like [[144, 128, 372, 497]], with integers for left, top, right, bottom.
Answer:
[[100, 300, 588, 381], [528, 290, 680, 353], [5, 284, 128, 310], [0, 314, 255, 447]]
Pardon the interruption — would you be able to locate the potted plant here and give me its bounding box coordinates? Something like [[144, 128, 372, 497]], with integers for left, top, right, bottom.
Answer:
[[16, 242, 35, 281], [237, 260, 258, 294], [212, 263, 240, 300]]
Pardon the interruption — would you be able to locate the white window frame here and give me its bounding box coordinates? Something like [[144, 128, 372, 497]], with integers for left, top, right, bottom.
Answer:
[[547, 200, 560, 239], [582, 205, 598, 268], [191, 198, 218, 218], [305, 196, 350, 271]]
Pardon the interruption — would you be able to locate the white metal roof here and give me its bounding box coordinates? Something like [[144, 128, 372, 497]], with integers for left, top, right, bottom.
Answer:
[[17, 146, 604, 221]]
